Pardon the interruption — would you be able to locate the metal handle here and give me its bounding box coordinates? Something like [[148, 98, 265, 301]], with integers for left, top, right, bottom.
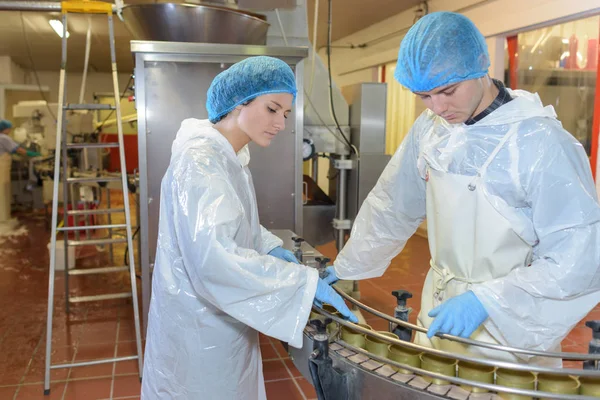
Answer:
[[302, 181, 308, 205]]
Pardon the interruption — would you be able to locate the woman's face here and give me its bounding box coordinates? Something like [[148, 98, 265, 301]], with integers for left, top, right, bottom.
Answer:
[[236, 93, 293, 147]]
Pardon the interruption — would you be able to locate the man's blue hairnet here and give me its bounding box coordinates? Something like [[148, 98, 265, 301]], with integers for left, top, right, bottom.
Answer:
[[394, 12, 490, 93], [207, 56, 297, 124], [0, 120, 12, 132]]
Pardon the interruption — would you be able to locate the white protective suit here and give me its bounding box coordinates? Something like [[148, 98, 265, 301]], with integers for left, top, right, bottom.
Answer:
[[333, 89, 600, 364], [141, 119, 319, 399]]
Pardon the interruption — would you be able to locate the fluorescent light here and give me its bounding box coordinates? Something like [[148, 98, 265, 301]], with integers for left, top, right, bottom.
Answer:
[[562, 38, 569, 44], [49, 19, 70, 38]]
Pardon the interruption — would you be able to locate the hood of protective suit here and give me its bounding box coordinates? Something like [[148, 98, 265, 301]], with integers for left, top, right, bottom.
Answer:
[[419, 90, 561, 178], [472, 89, 556, 126]]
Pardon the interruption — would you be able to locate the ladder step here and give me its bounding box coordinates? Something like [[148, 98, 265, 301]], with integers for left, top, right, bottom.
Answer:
[[68, 266, 130, 276], [68, 238, 127, 246], [65, 103, 115, 111], [51, 355, 138, 369], [69, 292, 132, 303], [58, 224, 127, 231], [67, 208, 125, 216], [67, 143, 120, 149], [67, 176, 121, 184]]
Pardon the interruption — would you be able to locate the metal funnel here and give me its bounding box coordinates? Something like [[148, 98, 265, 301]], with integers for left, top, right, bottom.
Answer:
[[121, 2, 269, 45]]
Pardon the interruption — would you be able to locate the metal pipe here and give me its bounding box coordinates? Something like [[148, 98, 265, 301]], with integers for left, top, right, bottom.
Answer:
[[0, 1, 60, 11], [317, 308, 600, 378], [311, 155, 318, 182], [0, 1, 115, 12], [331, 287, 600, 361], [335, 156, 347, 252]]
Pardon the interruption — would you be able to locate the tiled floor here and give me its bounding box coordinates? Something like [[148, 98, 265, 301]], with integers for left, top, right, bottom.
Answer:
[[0, 192, 597, 399]]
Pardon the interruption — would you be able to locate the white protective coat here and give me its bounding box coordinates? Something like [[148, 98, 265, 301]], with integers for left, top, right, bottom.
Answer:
[[141, 119, 318, 399], [334, 89, 600, 362]]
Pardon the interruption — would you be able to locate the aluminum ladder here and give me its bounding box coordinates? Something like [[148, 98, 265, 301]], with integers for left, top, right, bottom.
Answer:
[[44, 0, 143, 394]]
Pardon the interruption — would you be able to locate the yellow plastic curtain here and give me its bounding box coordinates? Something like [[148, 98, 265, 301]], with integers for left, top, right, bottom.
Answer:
[[383, 63, 416, 155]]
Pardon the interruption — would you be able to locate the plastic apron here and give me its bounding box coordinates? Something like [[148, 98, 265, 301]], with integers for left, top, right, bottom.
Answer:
[[0, 153, 12, 222], [415, 126, 546, 364]]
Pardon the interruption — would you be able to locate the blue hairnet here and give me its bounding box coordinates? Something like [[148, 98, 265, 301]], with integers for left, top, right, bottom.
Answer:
[[207, 56, 297, 123], [394, 12, 490, 92], [0, 120, 12, 132]]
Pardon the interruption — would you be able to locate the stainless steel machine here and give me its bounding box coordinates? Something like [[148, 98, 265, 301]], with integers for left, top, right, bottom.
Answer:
[[131, 41, 308, 330], [127, 1, 391, 333]]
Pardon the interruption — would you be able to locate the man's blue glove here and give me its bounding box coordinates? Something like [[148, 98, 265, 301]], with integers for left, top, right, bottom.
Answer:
[[427, 291, 488, 339], [26, 150, 41, 157], [322, 266, 339, 285], [268, 246, 299, 264], [314, 278, 358, 323]]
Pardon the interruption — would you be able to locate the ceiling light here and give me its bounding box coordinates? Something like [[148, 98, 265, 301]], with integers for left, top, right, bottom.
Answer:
[[49, 19, 70, 38]]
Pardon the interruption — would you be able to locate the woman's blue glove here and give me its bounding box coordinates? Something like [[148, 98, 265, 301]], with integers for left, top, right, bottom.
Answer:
[[268, 246, 299, 264], [314, 278, 358, 323], [322, 266, 339, 285], [427, 291, 488, 338]]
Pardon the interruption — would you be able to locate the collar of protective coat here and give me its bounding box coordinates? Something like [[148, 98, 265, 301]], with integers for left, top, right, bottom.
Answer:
[[202, 121, 251, 167], [172, 118, 251, 167]]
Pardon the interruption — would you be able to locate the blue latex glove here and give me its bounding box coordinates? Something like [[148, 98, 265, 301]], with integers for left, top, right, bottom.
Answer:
[[314, 278, 358, 323], [26, 150, 41, 157], [322, 266, 339, 285], [268, 246, 299, 264], [427, 291, 488, 339]]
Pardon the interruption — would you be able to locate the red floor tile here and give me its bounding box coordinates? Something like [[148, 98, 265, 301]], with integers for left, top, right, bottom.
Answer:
[[15, 382, 66, 400], [296, 377, 318, 399], [262, 359, 290, 382], [265, 378, 305, 400], [75, 342, 116, 362], [261, 342, 279, 361], [63, 377, 112, 400], [22, 355, 70, 383], [259, 333, 270, 344], [270, 339, 289, 359], [78, 322, 118, 345], [283, 359, 303, 378], [115, 359, 141, 376], [0, 364, 28, 385], [112, 374, 141, 398], [0, 385, 18, 399], [117, 322, 139, 342], [117, 340, 139, 357]]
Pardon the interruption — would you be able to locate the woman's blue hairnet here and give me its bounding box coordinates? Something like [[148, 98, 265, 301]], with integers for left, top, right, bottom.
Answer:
[[0, 120, 12, 132], [206, 56, 297, 123], [394, 12, 490, 93]]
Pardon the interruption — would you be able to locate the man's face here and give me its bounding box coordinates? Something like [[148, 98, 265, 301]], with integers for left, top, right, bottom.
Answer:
[[414, 78, 485, 124]]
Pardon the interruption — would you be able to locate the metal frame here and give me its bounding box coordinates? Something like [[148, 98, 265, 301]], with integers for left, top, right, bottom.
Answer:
[[132, 41, 308, 334], [44, 11, 143, 395]]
